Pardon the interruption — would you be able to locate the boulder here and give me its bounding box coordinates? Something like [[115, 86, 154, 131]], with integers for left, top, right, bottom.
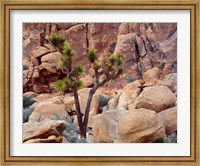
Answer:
[[133, 85, 176, 112], [24, 135, 63, 143], [135, 35, 146, 56], [115, 108, 166, 143], [33, 46, 50, 58], [80, 75, 94, 88], [23, 91, 38, 98], [143, 67, 160, 83], [88, 68, 96, 77], [108, 91, 122, 110], [23, 120, 67, 143], [29, 96, 71, 122], [159, 107, 177, 134], [23, 30, 44, 58], [87, 108, 97, 128], [39, 51, 61, 73], [117, 80, 143, 109], [155, 80, 173, 90], [32, 83, 52, 94], [63, 97, 75, 114], [114, 33, 137, 62], [163, 73, 177, 94], [118, 23, 129, 35], [142, 67, 174, 90], [93, 110, 127, 143]]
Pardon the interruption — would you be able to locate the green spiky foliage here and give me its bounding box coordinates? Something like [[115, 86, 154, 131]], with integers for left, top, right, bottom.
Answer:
[[74, 80, 83, 89], [72, 65, 85, 77], [54, 80, 67, 92], [49, 33, 65, 49], [107, 53, 124, 74], [63, 77, 72, 87], [62, 42, 73, 56], [87, 48, 97, 63]]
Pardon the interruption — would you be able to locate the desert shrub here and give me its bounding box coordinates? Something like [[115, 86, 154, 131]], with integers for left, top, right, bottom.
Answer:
[[52, 114, 87, 143], [49, 33, 65, 48], [153, 131, 177, 143], [126, 75, 136, 83], [23, 105, 35, 123], [171, 60, 177, 73], [98, 94, 111, 107], [23, 64, 28, 70], [164, 131, 177, 143], [63, 121, 87, 143], [23, 96, 36, 108]]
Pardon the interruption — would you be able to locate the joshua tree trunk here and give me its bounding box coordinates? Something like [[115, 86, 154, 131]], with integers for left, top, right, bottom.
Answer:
[[73, 76, 111, 138], [83, 89, 95, 132], [73, 87, 85, 138]]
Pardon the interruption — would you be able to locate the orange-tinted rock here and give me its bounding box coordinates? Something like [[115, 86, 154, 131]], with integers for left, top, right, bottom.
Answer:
[[115, 108, 166, 143], [133, 85, 176, 112], [159, 107, 177, 134], [23, 120, 67, 143]]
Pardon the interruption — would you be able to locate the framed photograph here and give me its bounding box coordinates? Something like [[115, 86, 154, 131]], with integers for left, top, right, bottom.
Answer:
[[0, 0, 199, 165]]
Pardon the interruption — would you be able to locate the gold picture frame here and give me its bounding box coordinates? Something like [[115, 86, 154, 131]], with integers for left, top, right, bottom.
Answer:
[[0, 0, 199, 165]]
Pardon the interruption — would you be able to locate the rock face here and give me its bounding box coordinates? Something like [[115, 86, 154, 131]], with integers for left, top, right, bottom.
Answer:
[[64, 24, 88, 66], [159, 107, 177, 134], [22, 23, 177, 143], [23, 23, 177, 93], [115, 108, 166, 143], [133, 86, 176, 112], [23, 120, 67, 143]]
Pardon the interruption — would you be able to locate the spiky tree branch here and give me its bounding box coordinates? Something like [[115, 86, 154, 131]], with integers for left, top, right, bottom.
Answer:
[[50, 33, 124, 138]]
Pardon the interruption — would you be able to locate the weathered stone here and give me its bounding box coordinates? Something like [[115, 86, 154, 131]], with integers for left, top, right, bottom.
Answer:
[[23, 91, 38, 98], [133, 85, 176, 112], [117, 80, 143, 110], [159, 107, 177, 134], [108, 91, 122, 110], [93, 110, 127, 143], [65, 24, 88, 66], [118, 23, 129, 35], [23, 120, 67, 142], [114, 33, 137, 62], [88, 23, 119, 58], [135, 35, 146, 56], [63, 97, 75, 113], [24, 135, 63, 143], [115, 108, 166, 143], [163, 73, 177, 94], [88, 68, 96, 77], [29, 96, 71, 122], [143, 67, 160, 83], [23, 30, 44, 58], [80, 75, 94, 88], [33, 46, 50, 58], [39, 52, 61, 73]]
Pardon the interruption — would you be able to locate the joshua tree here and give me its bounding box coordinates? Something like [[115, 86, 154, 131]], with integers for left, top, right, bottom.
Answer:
[[49, 33, 124, 138]]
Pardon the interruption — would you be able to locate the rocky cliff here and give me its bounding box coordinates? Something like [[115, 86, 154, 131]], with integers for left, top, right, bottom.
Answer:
[[23, 23, 177, 93]]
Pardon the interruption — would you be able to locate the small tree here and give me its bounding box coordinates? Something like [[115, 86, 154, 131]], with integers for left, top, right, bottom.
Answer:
[[50, 33, 124, 138]]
